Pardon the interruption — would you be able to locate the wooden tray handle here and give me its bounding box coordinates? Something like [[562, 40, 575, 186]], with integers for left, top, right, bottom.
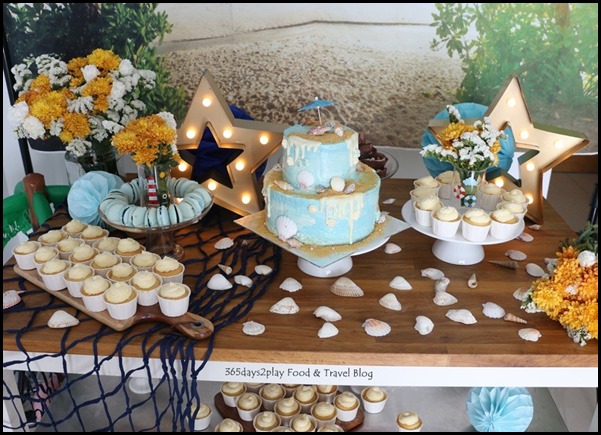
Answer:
[[136, 307, 214, 340]]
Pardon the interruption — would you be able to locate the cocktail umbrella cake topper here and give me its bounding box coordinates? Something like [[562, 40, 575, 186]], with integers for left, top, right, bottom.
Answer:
[[298, 97, 336, 126]]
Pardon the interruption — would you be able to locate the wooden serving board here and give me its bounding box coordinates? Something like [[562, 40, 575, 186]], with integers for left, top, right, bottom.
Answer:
[[213, 393, 364, 432], [13, 265, 213, 341]]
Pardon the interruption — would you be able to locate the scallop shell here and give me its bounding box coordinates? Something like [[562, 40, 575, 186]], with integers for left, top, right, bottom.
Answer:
[[313, 306, 342, 322], [242, 321, 265, 336], [512, 287, 531, 302], [467, 273, 478, 289], [482, 302, 506, 319], [489, 260, 519, 270], [276, 216, 298, 242], [376, 212, 389, 224], [528, 224, 542, 231], [207, 274, 233, 291], [274, 180, 295, 191], [382, 198, 396, 205], [3, 290, 22, 310], [47, 310, 80, 329], [389, 276, 412, 291], [379, 293, 402, 311], [446, 309, 477, 325], [414, 316, 434, 336], [384, 243, 401, 254], [362, 318, 391, 337], [505, 250, 527, 261], [526, 263, 546, 277], [255, 265, 273, 275], [214, 237, 234, 250], [270, 297, 299, 315], [218, 264, 232, 275], [504, 313, 528, 324], [434, 277, 450, 292], [330, 176, 345, 192], [318, 322, 339, 339], [279, 277, 302, 292], [330, 277, 364, 297], [421, 268, 445, 280], [287, 238, 303, 248], [234, 275, 253, 287], [518, 328, 541, 342], [433, 291, 458, 306], [297, 170, 315, 189], [516, 232, 534, 242], [343, 183, 356, 195]]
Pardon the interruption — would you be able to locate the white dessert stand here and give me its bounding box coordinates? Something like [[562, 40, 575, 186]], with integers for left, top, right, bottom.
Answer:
[[401, 200, 524, 265]]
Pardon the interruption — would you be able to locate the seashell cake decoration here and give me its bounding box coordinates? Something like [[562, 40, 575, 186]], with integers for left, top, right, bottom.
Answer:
[[362, 318, 391, 337], [243, 321, 265, 336], [276, 216, 298, 242], [297, 170, 315, 189], [313, 306, 342, 322], [330, 277, 364, 297]]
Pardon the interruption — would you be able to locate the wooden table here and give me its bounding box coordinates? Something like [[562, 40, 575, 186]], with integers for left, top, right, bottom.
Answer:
[[3, 180, 598, 395]]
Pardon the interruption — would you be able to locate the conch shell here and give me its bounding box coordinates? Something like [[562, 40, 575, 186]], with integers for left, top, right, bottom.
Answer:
[[503, 313, 527, 324], [467, 273, 478, 289], [489, 260, 519, 270]]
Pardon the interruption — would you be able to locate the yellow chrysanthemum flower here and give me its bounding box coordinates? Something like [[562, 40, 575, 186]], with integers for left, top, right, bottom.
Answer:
[[81, 76, 112, 112], [29, 75, 52, 93], [437, 123, 473, 149], [62, 112, 91, 140], [29, 90, 68, 127], [67, 57, 88, 87], [87, 49, 121, 73]]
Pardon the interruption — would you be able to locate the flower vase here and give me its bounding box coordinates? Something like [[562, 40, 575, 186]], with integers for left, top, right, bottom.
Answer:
[[452, 167, 486, 208], [64, 143, 119, 185], [137, 164, 172, 208]]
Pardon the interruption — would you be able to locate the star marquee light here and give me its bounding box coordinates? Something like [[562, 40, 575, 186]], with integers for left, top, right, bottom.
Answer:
[[177, 71, 286, 215], [429, 76, 588, 224]]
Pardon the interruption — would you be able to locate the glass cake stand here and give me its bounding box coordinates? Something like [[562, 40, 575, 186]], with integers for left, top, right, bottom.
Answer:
[[379, 151, 399, 180], [99, 199, 213, 261], [401, 200, 524, 265]]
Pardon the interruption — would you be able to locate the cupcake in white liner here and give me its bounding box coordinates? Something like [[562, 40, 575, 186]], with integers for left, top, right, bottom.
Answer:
[[61, 219, 88, 238], [409, 186, 437, 206], [115, 238, 145, 263], [130, 271, 162, 306], [81, 275, 111, 312], [413, 175, 441, 194], [215, 418, 243, 432], [33, 246, 59, 273], [156, 282, 191, 317], [90, 252, 122, 278], [431, 206, 462, 238], [489, 208, 520, 239], [80, 225, 109, 246], [461, 208, 491, 242], [361, 387, 388, 414], [245, 382, 265, 394], [92, 237, 120, 253], [477, 182, 505, 210], [235, 392, 262, 422], [414, 195, 442, 227], [56, 237, 84, 260], [220, 382, 247, 407], [294, 386, 319, 414], [190, 402, 212, 431], [64, 264, 94, 298], [317, 424, 344, 432], [152, 257, 185, 284], [39, 259, 69, 291], [496, 201, 527, 221], [274, 397, 302, 426], [396, 411, 423, 432], [272, 427, 295, 432], [435, 170, 459, 199], [283, 384, 301, 398], [68, 244, 98, 266], [259, 384, 286, 411], [131, 251, 161, 271], [107, 262, 138, 283], [311, 402, 338, 428], [253, 411, 281, 432], [38, 229, 67, 247], [501, 188, 529, 206], [333, 391, 360, 422], [290, 414, 318, 432], [316, 385, 338, 404], [104, 282, 138, 320], [12, 241, 41, 270]]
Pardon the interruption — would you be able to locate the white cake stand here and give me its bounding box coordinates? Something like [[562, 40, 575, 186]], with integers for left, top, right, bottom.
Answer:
[[401, 200, 524, 265]]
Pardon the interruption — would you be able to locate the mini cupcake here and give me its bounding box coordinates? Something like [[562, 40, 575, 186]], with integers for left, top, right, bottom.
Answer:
[[477, 182, 505, 210], [93, 237, 120, 253], [130, 271, 162, 306], [253, 411, 281, 432], [39, 259, 69, 291], [435, 170, 459, 199], [64, 264, 94, 298], [409, 186, 437, 206], [246, 382, 265, 394], [61, 219, 88, 237], [413, 175, 440, 193], [104, 282, 137, 320], [295, 386, 319, 413], [157, 282, 191, 317], [333, 391, 359, 422], [497, 201, 527, 221], [489, 208, 520, 239], [274, 397, 301, 426], [215, 418, 243, 432], [190, 402, 212, 431], [396, 411, 422, 432], [311, 402, 337, 428], [12, 241, 40, 270], [236, 392, 262, 422], [69, 244, 98, 265], [220, 382, 247, 407], [38, 229, 67, 247], [153, 257, 185, 284], [316, 385, 338, 404], [431, 206, 462, 238], [502, 188, 529, 205], [81, 275, 111, 312], [283, 384, 301, 397], [90, 252, 122, 278], [80, 225, 109, 245], [361, 387, 388, 414], [115, 238, 145, 263], [317, 424, 344, 432], [56, 237, 83, 260], [290, 414, 318, 432], [414, 195, 441, 227], [33, 246, 59, 273], [107, 262, 137, 283], [272, 427, 295, 432], [461, 208, 491, 242], [260, 384, 286, 411], [131, 251, 161, 271]]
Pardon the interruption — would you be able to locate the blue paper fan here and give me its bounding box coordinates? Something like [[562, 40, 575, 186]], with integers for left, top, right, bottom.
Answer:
[[466, 387, 533, 432], [67, 171, 123, 227]]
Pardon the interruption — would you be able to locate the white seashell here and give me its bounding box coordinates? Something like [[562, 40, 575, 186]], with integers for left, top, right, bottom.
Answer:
[[577, 250, 597, 268], [315, 185, 327, 194], [279, 277, 302, 292], [214, 237, 234, 250], [421, 268, 445, 280], [379, 293, 402, 311], [234, 275, 253, 287], [287, 238, 303, 248], [467, 273, 478, 289], [218, 264, 232, 275], [504, 313, 528, 324], [207, 274, 233, 291], [318, 322, 339, 339], [362, 318, 391, 337], [518, 328, 542, 342], [434, 277, 450, 292], [313, 306, 342, 322], [389, 276, 412, 291], [356, 162, 366, 172], [343, 183, 356, 194], [384, 243, 401, 254], [330, 176, 345, 192], [276, 216, 298, 242], [516, 232, 534, 242], [489, 260, 519, 270], [528, 224, 542, 231], [334, 126, 344, 137], [513, 287, 532, 302], [271, 163, 283, 172], [544, 257, 558, 267], [446, 309, 477, 325], [242, 321, 265, 336], [3, 290, 22, 310], [505, 250, 527, 261], [274, 180, 295, 191], [482, 302, 506, 319], [297, 170, 315, 189], [376, 212, 388, 224], [382, 198, 396, 205], [433, 291, 458, 306], [414, 316, 434, 335], [270, 297, 299, 314], [526, 263, 546, 277], [48, 310, 80, 329], [255, 265, 273, 275], [330, 277, 364, 297]]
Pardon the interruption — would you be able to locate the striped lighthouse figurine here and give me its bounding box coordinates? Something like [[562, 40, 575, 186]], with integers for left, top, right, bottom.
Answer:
[[147, 175, 159, 206]]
